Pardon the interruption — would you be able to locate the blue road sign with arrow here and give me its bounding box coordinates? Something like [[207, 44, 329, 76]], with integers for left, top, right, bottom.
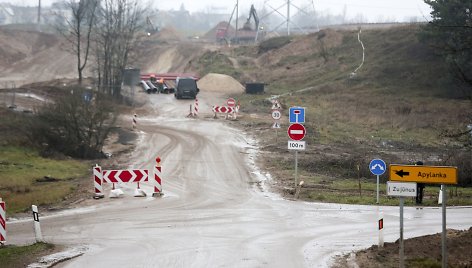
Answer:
[[369, 159, 386, 176]]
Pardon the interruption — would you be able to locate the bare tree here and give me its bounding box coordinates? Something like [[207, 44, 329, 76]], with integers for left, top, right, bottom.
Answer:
[[95, 0, 146, 99], [60, 0, 99, 85], [27, 87, 117, 159]]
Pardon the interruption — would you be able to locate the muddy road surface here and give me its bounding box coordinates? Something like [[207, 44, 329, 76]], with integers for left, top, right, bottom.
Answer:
[[7, 92, 472, 267]]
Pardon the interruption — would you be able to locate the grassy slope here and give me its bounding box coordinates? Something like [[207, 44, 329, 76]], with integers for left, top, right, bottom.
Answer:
[[194, 25, 472, 205], [0, 146, 89, 214]]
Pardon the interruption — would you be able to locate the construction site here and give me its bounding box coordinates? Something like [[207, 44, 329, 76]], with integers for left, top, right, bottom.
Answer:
[[1, 0, 472, 267]]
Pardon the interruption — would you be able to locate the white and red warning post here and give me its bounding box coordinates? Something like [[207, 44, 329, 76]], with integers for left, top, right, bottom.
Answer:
[[0, 198, 6, 244]]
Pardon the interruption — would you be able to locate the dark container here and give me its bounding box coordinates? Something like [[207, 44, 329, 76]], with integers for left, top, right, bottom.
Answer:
[[245, 83, 265, 94], [123, 68, 141, 86]]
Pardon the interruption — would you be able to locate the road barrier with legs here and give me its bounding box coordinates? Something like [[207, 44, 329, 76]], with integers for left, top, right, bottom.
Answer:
[[93, 157, 163, 198]]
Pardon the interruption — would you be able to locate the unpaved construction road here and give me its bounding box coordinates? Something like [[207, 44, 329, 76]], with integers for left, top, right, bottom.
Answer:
[[7, 92, 472, 267]]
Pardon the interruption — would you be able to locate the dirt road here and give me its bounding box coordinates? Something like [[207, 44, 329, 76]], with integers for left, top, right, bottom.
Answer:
[[6, 92, 472, 267]]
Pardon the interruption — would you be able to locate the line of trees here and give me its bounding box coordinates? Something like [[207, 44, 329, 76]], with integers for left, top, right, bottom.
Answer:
[[422, 0, 472, 98], [59, 0, 148, 100]]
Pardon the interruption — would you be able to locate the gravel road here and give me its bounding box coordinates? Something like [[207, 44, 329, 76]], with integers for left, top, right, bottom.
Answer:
[[7, 92, 472, 267]]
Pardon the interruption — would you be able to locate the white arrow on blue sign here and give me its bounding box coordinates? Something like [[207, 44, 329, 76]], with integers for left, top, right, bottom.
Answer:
[[369, 159, 386, 176], [289, 107, 305, 123]]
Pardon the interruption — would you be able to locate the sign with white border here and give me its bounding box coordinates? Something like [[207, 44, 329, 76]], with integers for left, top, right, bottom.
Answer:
[[387, 181, 417, 197], [288, 140, 306, 150]]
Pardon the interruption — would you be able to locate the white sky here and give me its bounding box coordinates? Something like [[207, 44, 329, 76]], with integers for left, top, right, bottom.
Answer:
[[0, 0, 432, 22]]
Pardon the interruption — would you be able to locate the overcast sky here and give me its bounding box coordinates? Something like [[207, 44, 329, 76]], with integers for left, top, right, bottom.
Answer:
[[1, 0, 432, 22]]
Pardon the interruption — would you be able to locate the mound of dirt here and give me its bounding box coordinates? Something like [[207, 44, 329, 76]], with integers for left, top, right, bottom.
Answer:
[[156, 26, 182, 41], [259, 28, 344, 66], [334, 228, 472, 267], [197, 73, 244, 94], [203, 21, 235, 40]]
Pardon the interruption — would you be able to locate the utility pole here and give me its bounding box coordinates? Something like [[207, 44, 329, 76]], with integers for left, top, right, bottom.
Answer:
[[37, 0, 41, 24], [235, 0, 239, 43], [287, 0, 290, 35]]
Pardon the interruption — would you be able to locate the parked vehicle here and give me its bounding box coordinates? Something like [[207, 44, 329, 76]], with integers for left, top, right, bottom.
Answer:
[[174, 77, 199, 99]]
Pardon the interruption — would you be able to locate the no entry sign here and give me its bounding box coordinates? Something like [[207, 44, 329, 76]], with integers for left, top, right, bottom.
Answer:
[[287, 123, 306, 141], [227, 98, 236, 107]]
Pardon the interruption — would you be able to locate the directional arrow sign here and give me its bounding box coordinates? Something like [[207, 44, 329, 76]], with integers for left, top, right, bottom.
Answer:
[[212, 106, 235, 114], [103, 169, 149, 183], [389, 164, 457, 184], [369, 159, 386, 176]]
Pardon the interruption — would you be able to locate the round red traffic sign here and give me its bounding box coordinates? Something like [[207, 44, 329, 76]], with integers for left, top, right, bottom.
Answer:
[[227, 98, 236, 107], [287, 123, 306, 141]]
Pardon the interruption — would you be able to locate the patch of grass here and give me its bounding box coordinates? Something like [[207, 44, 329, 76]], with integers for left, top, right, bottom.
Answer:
[[0, 146, 89, 213], [196, 51, 242, 79], [297, 174, 472, 206], [0, 242, 55, 267]]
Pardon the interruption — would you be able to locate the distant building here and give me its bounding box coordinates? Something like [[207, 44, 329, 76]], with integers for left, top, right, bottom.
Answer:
[[0, 3, 71, 26]]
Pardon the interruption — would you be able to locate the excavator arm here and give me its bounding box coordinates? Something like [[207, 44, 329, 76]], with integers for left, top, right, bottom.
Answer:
[[243, 4, 259, 31]]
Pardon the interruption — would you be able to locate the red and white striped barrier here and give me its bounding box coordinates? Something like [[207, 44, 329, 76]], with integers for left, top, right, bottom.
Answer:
[[194, 98, 199, 117], [153, 157, 163, 196], [93, 164, 104, 199], [0, 199, 6, 244], [212, 106, 235, 114], [93, 157, 163, 198], [213, 105, 237, 120]]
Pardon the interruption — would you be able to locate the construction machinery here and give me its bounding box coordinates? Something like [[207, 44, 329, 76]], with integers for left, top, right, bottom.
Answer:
[[146, 16, 159, 36], [216, 4, 264, 44]]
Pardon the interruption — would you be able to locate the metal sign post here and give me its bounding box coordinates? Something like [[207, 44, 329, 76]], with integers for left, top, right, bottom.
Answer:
[[295, 151, 298, 187], [399, 196, 405, 268], [376, 175, 380, 204], [442, 184, 447, 268], [387, 181, 416, 268]]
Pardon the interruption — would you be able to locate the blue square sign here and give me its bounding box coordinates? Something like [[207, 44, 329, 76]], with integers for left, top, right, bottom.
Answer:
[[289, 107, 305, 123]]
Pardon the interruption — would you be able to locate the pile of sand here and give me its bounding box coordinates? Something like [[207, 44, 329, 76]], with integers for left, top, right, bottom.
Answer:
[[156, 26, 182, 41], [197, 73, 244, 94]]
